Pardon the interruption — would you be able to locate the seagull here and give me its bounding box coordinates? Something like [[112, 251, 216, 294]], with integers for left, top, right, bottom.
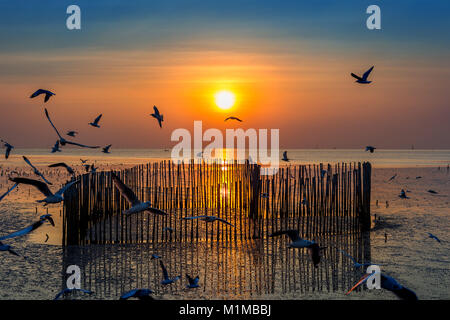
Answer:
[[10, 177, 79, 204], [51, 141, 61, 153], [182, 215, 234, 227], [45, 109, 100, 149], [30, 89, 55, 103], [351, 66, 374, 84], [102, 144, 112, 154], [48, 163, 75, 175], [398, 189, 409, 199], [0, 241, 19, 256], [111, 172, 168, 216], [365, 146, 376, 153], [0, 183, 18, 202], [66, 131, 78, 137], [338, 249, 381, 269], [89, 114, 102, 128], [269, 230, 326, 267], [23, 156, 52, 185], [225, 117, 243, 122], [281, 151, 289, 162], [80, 159, 88, 164], [54, 288, 93, 300], [120, 289, 154, 300], [347, 272, 417, 300], [388, 174, 397, 182], [160, 260, 180, 285], [0, 214, 54, 241], [83, 164, 91, 172], [45, 234, 49, 243], [186, 274, 200, 289], [427, 233, 441, 243], [150, 106, 163, 128], [416, 176, 422, 179], [427, 190, 438, 194], [1, 139, 14, 159]]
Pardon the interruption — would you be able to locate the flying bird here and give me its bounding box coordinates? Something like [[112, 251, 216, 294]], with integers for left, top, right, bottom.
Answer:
[[347, 272, 417, 300], [111, 172, 168, 216], [150, 106, 163, 128], [51, 140, 61, 153], [10, 177, 79, 204], [30, 89, 55, 103], [186, 274, 200, 289], [269, 230, 325, 267], [45, 234, 49, 243], [66, 131, 78, 137], [427, 190, 438, 194], [120, 289, 154, 300], [0, 241, 19, 256], [182, 215, 234, 227], [365, 146, 376, 153], [388, 174, 397, 182], [160, 260, 180, 285], [281, 151, 289, 162], [0, 183, 18, 202], [89, 114, 102, 128], [225, 117, 243, 122], [54, 288, 93, 300], [338, 249, 381, 269], [23, 156, 52, 185], [48, 163, 75, 175], [351, 66, 374, 84], [1, 139, 14, 159], [102, 145, 112, 154], [0, 214, 54, 241], [80, 159, 88, 164], [45, 109, 100, 149], [427, 233, 441, 243], [398, 189, 409, 199]]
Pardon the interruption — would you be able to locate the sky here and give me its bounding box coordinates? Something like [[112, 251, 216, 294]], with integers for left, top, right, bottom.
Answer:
[[0, 0, 449, 149]]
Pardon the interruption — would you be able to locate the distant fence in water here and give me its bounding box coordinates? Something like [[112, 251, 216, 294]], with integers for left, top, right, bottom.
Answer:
[[62, 161, 372, 246]]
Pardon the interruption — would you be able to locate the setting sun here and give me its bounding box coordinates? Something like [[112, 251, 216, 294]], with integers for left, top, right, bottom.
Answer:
[[214, 90, 235, 110]]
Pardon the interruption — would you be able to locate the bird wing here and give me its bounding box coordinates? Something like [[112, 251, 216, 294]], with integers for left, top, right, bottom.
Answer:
[[44, 108, 63, 140], [351, 73, 363, 81], [64, 140, 100, 149], [153, 106, 160, 116], [10, 177, 53, 197], [53, 289, 70, 300], [111, 173, 139, 205], [93, 114, 102, 124], [146, 207, 168, 216], [216, 217, 234, 227], [55, 180, 79, 196], [5, 145, 12, 159], [0, 219, 46, 241], [23, 156, 52, 185], [120, 289, 137, 300], [30, 89, 45, 98], [160, 260, 169, 280], [270, 229, 300, 242], [0, 183, 18, 202], [362, 66, 374, 80], [49, 163, 74, 175]]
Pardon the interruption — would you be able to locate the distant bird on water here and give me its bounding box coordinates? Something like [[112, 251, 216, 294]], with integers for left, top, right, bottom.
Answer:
[[150, 106, 163, 128], [66, 131, 78, 137], [89, 114, 102, 128], [23, 156, 52, 185], [111, 172, 168, 216], [388, 174, 397, 182], [182, 215, 234, 227], [347, 272, 417, 300], [0, 214, 54, 241], [365, 146, 376, 153], [120, 289, 153, 300], [30, 89, 55, 103], [160, 260, 180, 285], [186, 274, 200, 289], [1, 139, 14, 159], [281, 151, 289, 162], [102, 144, 112, 154], [54, 288, 93, 300], [225, 117, 242, 122], [427, 233, 441, 243], [0, 183, 18, 203], [10, 177, 79, 205], [427, 190, 438, 194], [48, 162, 75, 176], [51, 141, 61, 153], [398, 189, 409, 199], [351, 66, 374, 84], [269, 230, 326, 267]]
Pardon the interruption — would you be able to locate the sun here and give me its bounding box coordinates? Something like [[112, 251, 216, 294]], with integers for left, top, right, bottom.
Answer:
[[214, 90, 235, 110]]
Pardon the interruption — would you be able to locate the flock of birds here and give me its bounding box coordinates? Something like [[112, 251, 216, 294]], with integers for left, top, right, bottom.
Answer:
[[0, 68, 445, 300]]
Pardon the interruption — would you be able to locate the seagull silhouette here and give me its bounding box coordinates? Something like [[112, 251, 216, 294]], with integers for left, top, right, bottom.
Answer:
[[427, 232, 441, 243], [66, 131, 78, 137], [0, 183, 18, 202], [1, 139, 14, 159], [120, 289, 153, 300], [102, 144, 112, 154], [89, 114, 102, 128], [398, 189, 409, 199], [351, 66, 374, 84], [51, 140, 61, 153], [111, 172, 167, 216], [23, 156, 52, 185], [10, 177, 79, 205], [150, 106, 163, 128], [30, 89, 55, 103], [160, 260, 180, 285], [281, 151, 289, 162], [365, 146, 376, 153], [225, 117, 242, 122], [186, 274, 200, 289], [0, 214, 54, 241], [48, 162, 75, 175]]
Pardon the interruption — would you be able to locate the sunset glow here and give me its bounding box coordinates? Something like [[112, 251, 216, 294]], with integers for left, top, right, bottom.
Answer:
[[214, 90, 235, 110]]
